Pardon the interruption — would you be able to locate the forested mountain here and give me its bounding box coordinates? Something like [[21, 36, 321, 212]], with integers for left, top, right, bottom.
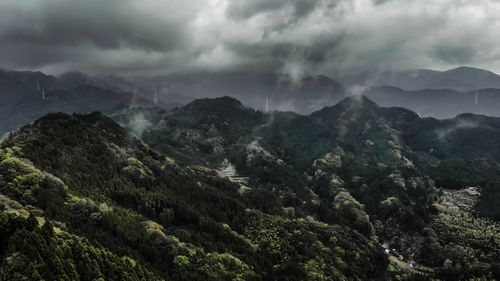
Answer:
[[116, 96, 500, 280], [0, 110, 388, 280], [0, 93, 499, 279], [4, 67, 500, 140]]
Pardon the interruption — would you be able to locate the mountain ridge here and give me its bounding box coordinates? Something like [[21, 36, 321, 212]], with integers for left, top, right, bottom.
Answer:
[[0, 107, 390, 280], [341, 66, 500, 92], [0, 95, 499, 279]]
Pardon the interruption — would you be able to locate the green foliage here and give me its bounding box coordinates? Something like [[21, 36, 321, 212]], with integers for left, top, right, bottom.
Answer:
[[0, 112, 390, 280], [243, 211, 387, 280], [476, 181, 500, 220], [3, 96, 500, 281], [0, 209, 162, 281]]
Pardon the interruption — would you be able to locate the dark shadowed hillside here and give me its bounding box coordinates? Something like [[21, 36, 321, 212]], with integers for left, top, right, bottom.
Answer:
[[117, 96, 500, 280], [0, 110, 390, 280], [0, 96, 498, 280]]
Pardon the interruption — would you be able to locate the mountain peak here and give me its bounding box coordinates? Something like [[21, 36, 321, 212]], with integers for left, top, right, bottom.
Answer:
[[325, 94, 380, 112], [444, 66, 500, 77], [183, 96, 243, 110], [174, 96, 263, 127], [310, 95, 381, 121], [337, 94, 378, 107], [447, 66, 492, 72]]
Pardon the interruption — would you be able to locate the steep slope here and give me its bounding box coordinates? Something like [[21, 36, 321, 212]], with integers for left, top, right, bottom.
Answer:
[[117, 96, 500, 280], [0, 111, 389, 280]]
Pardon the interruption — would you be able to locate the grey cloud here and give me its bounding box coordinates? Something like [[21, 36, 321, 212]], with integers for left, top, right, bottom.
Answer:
[[226, 0, 318, 21], [0, 0, 204, 72], [0, 1, 189, 50], [0, 0, 500, 76], [433, 46, 478, 65]]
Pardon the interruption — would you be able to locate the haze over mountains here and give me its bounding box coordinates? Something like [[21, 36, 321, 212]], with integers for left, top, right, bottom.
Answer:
[[2, 66, 500, 137], [341, 66, 500, 92], [0, 69, 158, 136]]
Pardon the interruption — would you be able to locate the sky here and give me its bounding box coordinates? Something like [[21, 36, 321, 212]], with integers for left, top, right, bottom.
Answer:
[[1, 0, 500, 77]]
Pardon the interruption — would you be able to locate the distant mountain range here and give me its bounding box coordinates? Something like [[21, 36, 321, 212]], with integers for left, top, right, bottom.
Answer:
[[127, 67, 500, 118], [364, 86, 500, 119], [2, 66, 500, 136], [0, 69, 159, 137], [129, 71, 347, 114], [341, 66, 500, 92]]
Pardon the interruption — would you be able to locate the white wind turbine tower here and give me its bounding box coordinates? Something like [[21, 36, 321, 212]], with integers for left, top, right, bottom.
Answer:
[[475, 91, 479, 105], [153, 87, 158, 105], [265, 96, 270, 112], [37, 78, 46, 100]]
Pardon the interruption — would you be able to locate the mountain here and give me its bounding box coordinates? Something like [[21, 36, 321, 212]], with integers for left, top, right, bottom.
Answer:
[[5, 66, 500, 138], [364, 86, 500, 118], [1, 96, 499, 279], [115, 96, 500, 280], [342, 66, 500, 92], [1, 68, 345, 136], [135, 71, 347, 114], [69, 68, 500, 119], [0, 70, 162, 137], [57, 71, 137, 93], [0, 110, 390, 280]]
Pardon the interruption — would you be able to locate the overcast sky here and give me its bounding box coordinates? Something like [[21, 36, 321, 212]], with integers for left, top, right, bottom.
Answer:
[[1, 0, 500, 76]]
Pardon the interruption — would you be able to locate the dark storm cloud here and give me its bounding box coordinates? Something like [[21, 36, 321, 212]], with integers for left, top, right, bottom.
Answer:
[[0, 0, 500, 75], [0, 0, 204, 73], [0, 0, 196, 50]]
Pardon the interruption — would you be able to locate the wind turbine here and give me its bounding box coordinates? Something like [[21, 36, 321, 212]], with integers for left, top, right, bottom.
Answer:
[[153, 87, 158, 105], [475, 91, 479, 105], [265, 96, 270, 112]]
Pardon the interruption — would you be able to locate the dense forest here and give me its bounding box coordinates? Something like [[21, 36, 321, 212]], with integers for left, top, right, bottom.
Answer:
[[0, 96, 499, 280]]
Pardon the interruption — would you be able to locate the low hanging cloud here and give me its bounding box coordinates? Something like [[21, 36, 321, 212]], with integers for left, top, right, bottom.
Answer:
[[1, 0, 500, 76]]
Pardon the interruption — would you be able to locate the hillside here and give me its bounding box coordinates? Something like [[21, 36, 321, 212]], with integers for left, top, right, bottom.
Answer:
[[0, 93, 499, 279], [0, 111, 389, 280], [117, 96, 500, 280]]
